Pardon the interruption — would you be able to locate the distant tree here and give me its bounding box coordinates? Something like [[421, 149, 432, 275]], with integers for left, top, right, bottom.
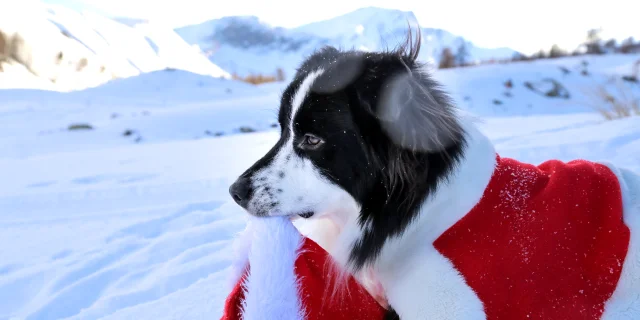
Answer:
[[8, 33, 29, 70], [76, 57, 89, 72], [0, 31, 6, 58], [511, 52, 529, 62], [232, 71, 279, 85], [604, 39, 617, 52], [455, 42, 469, 66], [619, 37, 636, 53], [276, 67, 285, 81], [438, 47, 456, 69], [585, 28, 604, 54], [56, 52, 64, 65], [549, 44, 567, 58], [532, 49, 548, 60]]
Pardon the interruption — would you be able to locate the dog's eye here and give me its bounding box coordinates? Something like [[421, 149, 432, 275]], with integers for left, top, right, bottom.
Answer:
[[299, 134, 324, 150]]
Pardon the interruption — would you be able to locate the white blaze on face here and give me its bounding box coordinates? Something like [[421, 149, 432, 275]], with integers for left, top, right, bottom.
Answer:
[[247, 69, 359, 220]]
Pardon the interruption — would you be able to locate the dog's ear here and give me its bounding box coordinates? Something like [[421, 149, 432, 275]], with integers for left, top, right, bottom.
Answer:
[[311, 53, 365, 94], [375, 68, 464, 153], [351, 25, 463, 153]]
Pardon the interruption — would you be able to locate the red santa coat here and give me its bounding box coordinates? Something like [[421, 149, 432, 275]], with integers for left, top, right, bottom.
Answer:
[[221, 154, 640, 320], [434, 156, 631, 319], [220, 216, 387, 320]]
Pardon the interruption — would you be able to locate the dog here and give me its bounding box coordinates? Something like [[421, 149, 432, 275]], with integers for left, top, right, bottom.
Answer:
[[228, 30, 640, 319]]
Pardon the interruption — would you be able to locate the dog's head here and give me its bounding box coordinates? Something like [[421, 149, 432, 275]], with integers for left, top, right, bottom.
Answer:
[[229, 30, 467, 269]]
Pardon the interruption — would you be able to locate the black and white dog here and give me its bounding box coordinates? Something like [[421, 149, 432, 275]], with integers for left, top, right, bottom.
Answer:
[[228, 31, 640, 319]]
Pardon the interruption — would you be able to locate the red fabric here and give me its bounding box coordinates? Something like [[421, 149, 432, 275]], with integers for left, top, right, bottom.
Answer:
[[295, 237, 387, 320], [221, 267, 249, 320], [221, 236, 387, 320], [434, 156, 630, 320]]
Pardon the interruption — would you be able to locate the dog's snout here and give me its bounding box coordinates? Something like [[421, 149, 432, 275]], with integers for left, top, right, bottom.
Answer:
[[229, 177, 252, 208]]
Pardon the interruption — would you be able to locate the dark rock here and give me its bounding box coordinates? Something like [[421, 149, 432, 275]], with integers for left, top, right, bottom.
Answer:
[[524, 78, 570, 99], [68, 123, 93, 131]]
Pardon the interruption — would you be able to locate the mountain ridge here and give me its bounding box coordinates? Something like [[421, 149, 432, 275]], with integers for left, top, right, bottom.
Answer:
[[175, 7, 517, 79]]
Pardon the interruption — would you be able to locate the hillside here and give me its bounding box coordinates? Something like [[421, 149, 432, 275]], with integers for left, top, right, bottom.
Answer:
[[1, 52, 638, 159], [175, 7, 516, 79], [0, 2, 230, 91]]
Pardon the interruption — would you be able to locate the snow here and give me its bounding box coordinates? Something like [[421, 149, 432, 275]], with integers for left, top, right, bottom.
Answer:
[[175, 16, 318, 79], [438, 53, 640, 116], [0, 60, 59, 91], [293, 7, 418, 41], [0, 2, 230, 92], [0, 69, 281, 158], [1, 41, 639, 320], [51, 8, 230, 78]]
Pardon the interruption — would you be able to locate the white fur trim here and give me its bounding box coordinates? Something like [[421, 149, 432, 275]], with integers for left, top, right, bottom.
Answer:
[[599, 164, 640, 319], [380, 117, 493, 319], [240, 216, 306, 320], [225, 218, 255, 293]]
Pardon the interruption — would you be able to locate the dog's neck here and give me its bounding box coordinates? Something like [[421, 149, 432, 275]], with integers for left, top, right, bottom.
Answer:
[[320, 115, 497, 279], [375, 117, 497, 270]]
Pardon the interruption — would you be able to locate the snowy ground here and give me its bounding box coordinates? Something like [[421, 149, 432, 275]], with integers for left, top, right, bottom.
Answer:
[[1, 54, 639, 320]]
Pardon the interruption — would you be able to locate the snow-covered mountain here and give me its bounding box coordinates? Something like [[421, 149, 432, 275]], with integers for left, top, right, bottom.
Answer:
[[176, 16, 320, 80], [175, 7, 517, 79], [0, 2, 230, 91]]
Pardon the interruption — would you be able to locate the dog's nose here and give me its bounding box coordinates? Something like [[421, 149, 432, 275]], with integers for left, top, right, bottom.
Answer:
[[229, 177, 252, 209]]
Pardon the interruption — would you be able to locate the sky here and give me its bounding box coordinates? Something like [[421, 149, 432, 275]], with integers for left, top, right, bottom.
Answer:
[[42, 0, 637, 55]]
